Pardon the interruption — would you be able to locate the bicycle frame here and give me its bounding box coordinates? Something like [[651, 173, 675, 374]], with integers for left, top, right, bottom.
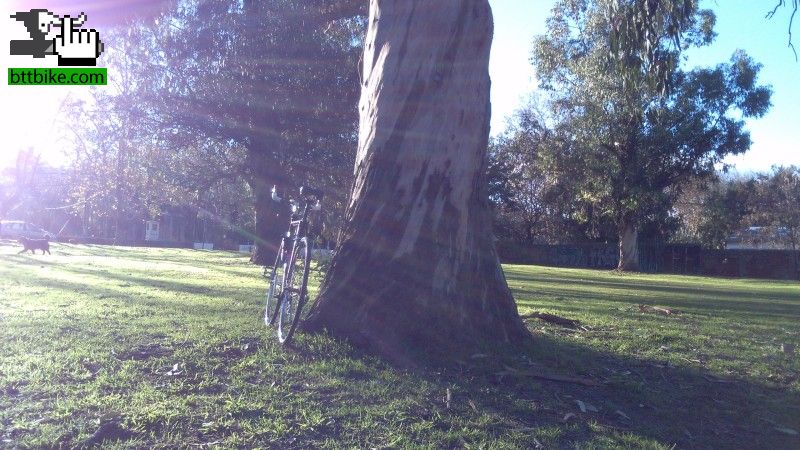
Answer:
[[283, 199, 314, 264], [266, 188, 322, 338], [273, 186, 318, 259]]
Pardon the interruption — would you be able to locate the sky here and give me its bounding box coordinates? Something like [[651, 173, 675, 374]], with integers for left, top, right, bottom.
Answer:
[[488, 0, 800, 173], [0, 0, 798, 173]]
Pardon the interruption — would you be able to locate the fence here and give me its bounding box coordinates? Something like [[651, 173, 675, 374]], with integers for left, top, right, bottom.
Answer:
[[496, 241, 800, 280]]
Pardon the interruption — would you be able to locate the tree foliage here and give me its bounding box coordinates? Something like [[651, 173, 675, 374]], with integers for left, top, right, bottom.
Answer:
[[489, 105, 556, 243], [60, 0, 364, 252], [488, 101, 618, 244], [148, 0, 363, 259], [753, 166, 800, 254], [672, 167, 798, 260], [674, 176, 755, 249], [140, 0, 363, 188]]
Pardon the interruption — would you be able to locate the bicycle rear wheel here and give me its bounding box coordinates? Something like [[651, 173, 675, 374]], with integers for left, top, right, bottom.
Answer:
[[277, 237, 310, 344], [264, 239, 285, 326]]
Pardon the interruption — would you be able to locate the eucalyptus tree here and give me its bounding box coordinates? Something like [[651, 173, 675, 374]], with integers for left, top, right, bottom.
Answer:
[[533, 0, 771, 270], [303, 0, 529, 362]]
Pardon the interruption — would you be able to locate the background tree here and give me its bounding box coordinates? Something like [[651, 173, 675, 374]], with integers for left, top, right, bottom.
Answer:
[[487, 103, 614, 245], [304, 0, 529, 363], [61, 26, 256, 243], [110, 0, 364, 263], [701, 178, 753, 249], [532, 0, 771, 271], [754, 166, 800, 278], [488, 106, 555, 243]]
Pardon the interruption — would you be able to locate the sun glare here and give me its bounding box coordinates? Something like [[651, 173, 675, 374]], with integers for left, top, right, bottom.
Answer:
[[1, 5, 74, 170]]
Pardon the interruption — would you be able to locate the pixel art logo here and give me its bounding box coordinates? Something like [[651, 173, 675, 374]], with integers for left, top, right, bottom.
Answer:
[[10, 9, 104, 67]]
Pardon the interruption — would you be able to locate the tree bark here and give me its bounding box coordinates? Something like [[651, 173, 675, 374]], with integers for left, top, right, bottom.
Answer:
[[250, 183, 284, 265], [303, 0, 529, 363], [790, 233, 799, 280], [617, 212, 640, 271]]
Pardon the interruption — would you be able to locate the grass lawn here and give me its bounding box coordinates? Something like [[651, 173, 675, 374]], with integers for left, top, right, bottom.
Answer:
[[0, 243, 798, 449]]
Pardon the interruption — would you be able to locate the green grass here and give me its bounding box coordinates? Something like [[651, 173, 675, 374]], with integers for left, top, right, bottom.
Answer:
[[0, 243, 798, 449]]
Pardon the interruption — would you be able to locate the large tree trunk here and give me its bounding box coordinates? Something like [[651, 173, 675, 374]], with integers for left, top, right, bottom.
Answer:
[[303, 0, 529, 363], [250, 183, 284, 265], [248, 151, 288, 265], [617, 212, 640, 271]]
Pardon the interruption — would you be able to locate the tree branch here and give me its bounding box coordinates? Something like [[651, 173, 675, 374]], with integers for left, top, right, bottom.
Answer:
[[767, 0, 799, 59]]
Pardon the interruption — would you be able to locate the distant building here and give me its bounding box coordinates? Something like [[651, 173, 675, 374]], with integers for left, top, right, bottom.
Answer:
[[726, 226, 793, 250]]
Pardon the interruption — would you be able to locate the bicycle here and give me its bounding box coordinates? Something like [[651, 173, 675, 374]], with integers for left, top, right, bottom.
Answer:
[[264, 185, 323, 344]]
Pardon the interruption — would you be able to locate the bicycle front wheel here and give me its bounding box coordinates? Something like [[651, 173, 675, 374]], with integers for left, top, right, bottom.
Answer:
[[264, 239, 285, 326], [277, 237, 310, 344]]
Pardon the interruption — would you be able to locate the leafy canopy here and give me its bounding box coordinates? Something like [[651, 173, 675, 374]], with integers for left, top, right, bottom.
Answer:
[[531, 0, 772, 234]]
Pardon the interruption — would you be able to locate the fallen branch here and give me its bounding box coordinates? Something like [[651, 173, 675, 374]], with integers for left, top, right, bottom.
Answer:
[[638, 304, 678, 315], [501, 365, 602, 387], [702, 375, 734, 384], [521, 311, 580, 328]]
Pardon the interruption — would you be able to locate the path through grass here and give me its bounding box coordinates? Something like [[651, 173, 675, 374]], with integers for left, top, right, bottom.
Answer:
[[0, 243, 798, 448]]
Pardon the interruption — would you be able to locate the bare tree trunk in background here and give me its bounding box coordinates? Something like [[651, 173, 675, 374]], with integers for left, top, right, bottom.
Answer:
[[249, 151, 288, 266], [790, 232, 799, 280], [303, 0, 529, 363], [113, 139, 127, 243], [617, 212, 640, 271], [251, 182, 288, 265]]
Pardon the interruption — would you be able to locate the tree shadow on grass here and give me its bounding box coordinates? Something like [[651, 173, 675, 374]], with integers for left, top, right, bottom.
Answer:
[[71, 245, 257, 277], [508, 272, 800, 319], [77, 244, 247, 262], [3, 253, 255, 298], [280, 268, 800, 447], [3, 249, 797, 448], [284, 329, 800, 449]]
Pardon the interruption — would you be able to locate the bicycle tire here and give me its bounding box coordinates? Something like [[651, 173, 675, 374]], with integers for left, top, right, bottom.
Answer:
[[277, 237, 310, 344], [264, 239, 285, 326]]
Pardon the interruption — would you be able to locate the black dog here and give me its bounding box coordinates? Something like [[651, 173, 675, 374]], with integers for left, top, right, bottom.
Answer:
[[18, 237, 51, 255]]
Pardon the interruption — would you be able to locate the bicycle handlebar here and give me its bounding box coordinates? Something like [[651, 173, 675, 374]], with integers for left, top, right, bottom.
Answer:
[[271, 185, 324, 209]]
